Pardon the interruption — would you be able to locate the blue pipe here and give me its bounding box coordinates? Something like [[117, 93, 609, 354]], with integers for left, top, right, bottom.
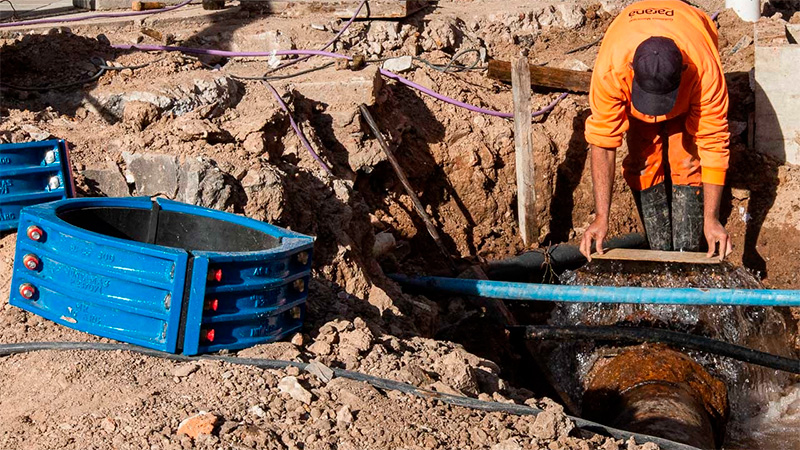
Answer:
[[389, 274, 800, 307]]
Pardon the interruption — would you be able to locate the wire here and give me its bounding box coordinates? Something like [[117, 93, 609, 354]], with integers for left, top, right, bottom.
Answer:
[[0, 0, 192, 28], [0, 56, 161, 91], [263, 80, 333, 175], [0, 340, 701, 450], [267, 0, 368, 75], [112, 46, 569, 118], [565, 36, 603, 55], [0, 0, 18, 20], [520, 325, 800, 375], [230, 61, 335, 81]]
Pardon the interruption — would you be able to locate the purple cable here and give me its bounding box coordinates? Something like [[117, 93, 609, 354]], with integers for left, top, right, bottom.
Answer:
[[272, 0, 367, 73], [263, 80, 333, 175], [112, 45, 569, 118], [0, 0, 192, 28], [711, 10, 720, 21]]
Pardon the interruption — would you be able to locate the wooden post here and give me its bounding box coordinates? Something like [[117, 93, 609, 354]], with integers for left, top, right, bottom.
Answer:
[[512, 53, 538, 246]]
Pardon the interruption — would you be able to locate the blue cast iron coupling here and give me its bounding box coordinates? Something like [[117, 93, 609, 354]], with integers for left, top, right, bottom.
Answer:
[[10, 197, 315, 355]]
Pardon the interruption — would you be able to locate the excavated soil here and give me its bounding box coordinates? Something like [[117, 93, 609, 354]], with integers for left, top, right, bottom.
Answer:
[[1, 0, 799, 449]]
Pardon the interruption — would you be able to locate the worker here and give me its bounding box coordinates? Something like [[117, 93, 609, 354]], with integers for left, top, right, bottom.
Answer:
[[579, 0, 733, 262]]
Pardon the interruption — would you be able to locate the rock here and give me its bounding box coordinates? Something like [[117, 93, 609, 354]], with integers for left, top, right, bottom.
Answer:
[[100, 417, 116, 433], [241, 164, 287, 223], [177, 157, 239, 211], [177, 412, 219, 439], [373, 232, 396, 257], [531, 410, 574, 441], [91, 74, 240, 120], [248, 405, 267, 419], [278, 376, 313, 404], [242, 133, 266, 155], [172, 116, 224, 142], [421, 18, 460, 51], [20, 125, 51, 141], [556, 3, 586, 29], [122, 100, 160, 131], [172, 363, 199, 378], [232, 29, 295, 53], [732, 188, 750, 200], [122, 152, 179, 197], [429, 381, 463, 396], [338, 328, 374, 353], [492, 438, 523, 450], [306, 360, 334, 384], [437, 351, 480, 396], [557, 58, 591, 72], [307, 340, 332, 356], [82, 161, 130, 197], [291, 65, 383, 128], [327, 378, 380, 411], [290, 333, 306, 347], [382, 55, 414, 73], [336, 405, 353, 426]]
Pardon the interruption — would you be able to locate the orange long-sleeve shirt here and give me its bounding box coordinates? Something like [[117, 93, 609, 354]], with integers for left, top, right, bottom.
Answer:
[[584, 0, 730, 185]]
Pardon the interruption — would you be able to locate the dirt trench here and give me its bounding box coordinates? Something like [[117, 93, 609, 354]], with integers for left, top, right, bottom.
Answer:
[[0, 1, 799, 449]]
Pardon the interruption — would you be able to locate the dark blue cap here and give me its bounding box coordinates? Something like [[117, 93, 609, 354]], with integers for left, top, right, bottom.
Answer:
[[631, 36, 683, 116]]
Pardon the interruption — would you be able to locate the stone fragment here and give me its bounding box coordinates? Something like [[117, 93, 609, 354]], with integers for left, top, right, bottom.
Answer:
[[177, 157, 238, 210], [242, 132, 266, 155], [557, 58, 591, 72], [290, 333, 306, 347], [278, 376, 313, 404], [177, 412, 219, 439], [248, 405, 267, 418], [172, 363, 199, 378], [241, 164, 286, 223], [336, 405, 353, 426], [373, 232, 396, 257], [382, 55, 414, 73], [122, 100, 160, 130], [307, 340, 332, 356], [556, 3, 586, 29], [306, 360, 335, 384], [82, 161, 130, 197], [122, 152, 179, 197], [100, 417, 116, 433], [492, 438, 523, 450], [338, 328, 374, 353]]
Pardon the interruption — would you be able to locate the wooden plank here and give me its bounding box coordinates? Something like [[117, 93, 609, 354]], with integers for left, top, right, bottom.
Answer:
[[591, 248, 721, 264], [512, 54, 538, 247], [335, 0, 429, 19], [488, 59, 592, 93]]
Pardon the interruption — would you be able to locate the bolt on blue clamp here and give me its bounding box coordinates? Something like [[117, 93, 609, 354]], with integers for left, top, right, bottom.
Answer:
[[10, 197, 314, 355], [0, 139, 75, 232]]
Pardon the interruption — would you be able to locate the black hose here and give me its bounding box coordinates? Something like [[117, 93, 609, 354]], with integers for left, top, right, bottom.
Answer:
[[519, 325, 800, 374], [487, 233, 647, 280], [0, 341, 699, 450]]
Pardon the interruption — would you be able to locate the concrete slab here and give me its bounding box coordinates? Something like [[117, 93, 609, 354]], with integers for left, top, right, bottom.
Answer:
[[0, 0, 76, 21], [755, 21, 800, 165]]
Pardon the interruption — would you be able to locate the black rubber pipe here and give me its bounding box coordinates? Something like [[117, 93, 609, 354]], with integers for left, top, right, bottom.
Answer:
[[487, 233, 647, 281], [0, 341, 699, 450], [518, 325, 800, 374]]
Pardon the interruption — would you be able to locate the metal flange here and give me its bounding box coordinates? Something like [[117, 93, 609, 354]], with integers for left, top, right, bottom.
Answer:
[[0, 140, 75, 232], [10, 197, 314, 355]]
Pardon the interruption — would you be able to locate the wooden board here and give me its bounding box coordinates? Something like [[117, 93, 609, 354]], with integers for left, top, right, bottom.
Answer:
[[591, 248, 721, 264], [335, 0, 429, 19], [487, 60, 592, 93], [512, 55, 538, 246]]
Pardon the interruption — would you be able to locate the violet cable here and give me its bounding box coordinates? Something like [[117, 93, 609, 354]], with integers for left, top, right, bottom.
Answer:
[[271, 0, 367, 73], [0, 0, 192, 28], [112, 44, 569, 118], [263, 80, 333, 175]]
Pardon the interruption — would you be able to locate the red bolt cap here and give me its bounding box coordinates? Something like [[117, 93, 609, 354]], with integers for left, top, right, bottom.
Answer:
[[207, 268, 223, 282], [22, 254, 40, 271], [204, 299, 219, 311], [202, 329, 215, 342], [19, 283, 36, 299], [26, 225, 43, 242]]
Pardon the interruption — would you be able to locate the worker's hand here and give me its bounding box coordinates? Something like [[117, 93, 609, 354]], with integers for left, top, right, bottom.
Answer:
[[704, 219, 732, 262], [580, 218, 608, 262]]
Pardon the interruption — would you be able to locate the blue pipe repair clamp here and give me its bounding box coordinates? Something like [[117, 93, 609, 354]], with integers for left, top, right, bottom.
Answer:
[[9, 197, 314, 355], [0, 139, 75, 232]]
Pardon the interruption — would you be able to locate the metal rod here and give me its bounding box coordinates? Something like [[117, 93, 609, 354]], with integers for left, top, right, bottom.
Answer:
[[359, 104, 456, 273]]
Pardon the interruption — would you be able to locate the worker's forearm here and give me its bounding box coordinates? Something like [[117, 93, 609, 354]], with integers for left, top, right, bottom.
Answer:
[[703, 183, 724, 221], [590, 144, 617, 221]]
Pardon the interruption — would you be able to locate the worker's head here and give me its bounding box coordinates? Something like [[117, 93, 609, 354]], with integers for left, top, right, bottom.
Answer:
[[631, 36, 684, 116]]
